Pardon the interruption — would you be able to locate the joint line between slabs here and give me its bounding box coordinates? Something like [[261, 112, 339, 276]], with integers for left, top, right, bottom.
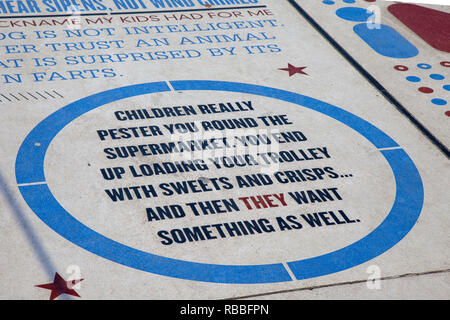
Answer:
[[378, 146, 402, 151], [229, 268, 450, 300], [166, 81, 176, 92], [283, 262, 297, 281], [18, 181, 47, 187]]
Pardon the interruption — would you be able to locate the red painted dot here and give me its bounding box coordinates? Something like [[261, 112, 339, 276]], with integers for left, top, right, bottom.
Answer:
[[394, 65, 408, 71], [441, 61, 450, 67], [445, 111, 450, 117], [418, 87, 434, 94], [364, 0, 376, 2]]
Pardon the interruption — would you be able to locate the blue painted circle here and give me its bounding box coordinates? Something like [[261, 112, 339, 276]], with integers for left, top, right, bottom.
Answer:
[[430, 74, 445, 80], [15, 81, 423, 284], [443, 85, 450, 91], [406, 76, 421, 83], [417, 63, 432, 69], [336, 7, 372, 22], [322, 0, 335, 5], [431, 98, 447, 106]]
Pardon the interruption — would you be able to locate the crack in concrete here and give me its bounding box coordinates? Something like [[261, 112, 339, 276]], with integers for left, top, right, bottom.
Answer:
[[226, 268, 450, 300]]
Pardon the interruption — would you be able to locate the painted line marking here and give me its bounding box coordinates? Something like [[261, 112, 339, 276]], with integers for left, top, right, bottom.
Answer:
[[384, 0, 450, 5], [378, 146, 403, 151], [18, 93, 29, 100], [283, 263, 297, 281], [0, 172, 57, 282], [45, 91, 55, 99], [166, 81, 175, 92], [15, 81, 423, 283], [18, 181, 47, 187]]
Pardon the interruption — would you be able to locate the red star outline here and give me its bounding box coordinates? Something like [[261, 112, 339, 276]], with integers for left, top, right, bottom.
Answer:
[[35, 272, 84, 300], [279, 63, 308, 76]]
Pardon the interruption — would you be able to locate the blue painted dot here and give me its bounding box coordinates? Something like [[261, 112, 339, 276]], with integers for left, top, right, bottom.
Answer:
[[337, 7, 372, 21], [406, 76, 421, 83], [417, 63, 432, 69], [343, 0, 356, 3], [323, 0, 335, 4], [443, 85, 450, 91], [430, 74, 445, 80], [431, 98, 447, 106]]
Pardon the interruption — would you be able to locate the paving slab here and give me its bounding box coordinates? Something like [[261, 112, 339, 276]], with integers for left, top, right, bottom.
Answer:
[[292, 0, 450, 151], [0, 0, 448, 300], [242, 271, 450, 300]]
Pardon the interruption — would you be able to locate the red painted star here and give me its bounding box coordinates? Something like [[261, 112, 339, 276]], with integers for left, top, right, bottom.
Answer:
[[279, 63, 308, 76], [35, 272, 84, 300]]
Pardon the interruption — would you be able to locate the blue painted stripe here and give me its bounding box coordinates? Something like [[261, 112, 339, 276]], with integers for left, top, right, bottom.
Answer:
[[287, 148, 423, 279], [353, 24, 419, 59]]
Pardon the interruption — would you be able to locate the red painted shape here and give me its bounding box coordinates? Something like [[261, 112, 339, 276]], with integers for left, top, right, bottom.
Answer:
[[388, 4, 450, 53], [279, 63, 308, 77], [394, 65, 408, 71], [418, 87, 433, 94], [36, 273, 84, 300]]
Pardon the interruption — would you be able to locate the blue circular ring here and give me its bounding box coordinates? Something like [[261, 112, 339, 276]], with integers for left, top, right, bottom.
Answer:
[[15, 81, 423, 284], [417, 63, 432, 69]]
